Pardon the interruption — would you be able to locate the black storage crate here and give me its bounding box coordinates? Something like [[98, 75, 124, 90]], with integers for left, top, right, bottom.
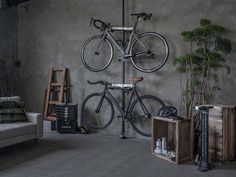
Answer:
[[55, 103, 78, 133]]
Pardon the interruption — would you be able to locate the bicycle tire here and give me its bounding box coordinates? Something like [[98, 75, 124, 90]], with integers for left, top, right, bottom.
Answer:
[[130, 32, 169, 73], [129, 95, 165, 137], [81, 35, 114, 72], [81, 93, 114, 129]]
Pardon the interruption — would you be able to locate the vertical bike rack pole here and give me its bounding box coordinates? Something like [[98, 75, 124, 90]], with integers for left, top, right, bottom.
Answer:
[[120, 0, 127, 139]]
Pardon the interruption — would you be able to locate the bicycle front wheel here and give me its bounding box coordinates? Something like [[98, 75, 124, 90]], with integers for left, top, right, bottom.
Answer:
[[81, 35, 114, 72], [129, 95, 165, 137], [81, 93, 114, 129], [130, 32, 169, 73]]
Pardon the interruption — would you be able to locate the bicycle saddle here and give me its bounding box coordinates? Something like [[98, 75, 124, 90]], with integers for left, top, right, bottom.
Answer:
[[128, 77, 143, 82], [130, 12, 152, 20]]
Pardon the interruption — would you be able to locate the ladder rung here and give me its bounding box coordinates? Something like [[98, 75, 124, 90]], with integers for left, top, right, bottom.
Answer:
[[49, 101, 60, 105], [43, 67, 67, 121], [45, 116, 57, 121], [51, 83, 63, 86], [52, 68, 65, 72]]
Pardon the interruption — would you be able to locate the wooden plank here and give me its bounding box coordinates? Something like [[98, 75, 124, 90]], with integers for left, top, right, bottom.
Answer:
[[176, 121, 179, 164], [151, 118, 157, 152], [45, 116, 57, 121], [43, 68, 53, 119], [59, 68, 66, 103], [208, 105, 236, 163], [227, 107, 235, 160], [178, 121, 191, 161], [52, 67, 65, 71], [223, 107, 228, 161], [48, 101, 60, 105], [167, 123, 175, 152], [51, 83, 63, 86]]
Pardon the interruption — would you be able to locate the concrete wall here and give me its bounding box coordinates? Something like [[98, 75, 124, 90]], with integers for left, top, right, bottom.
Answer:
[[0, 7, 17, 96], [16, 0, 236, 136]]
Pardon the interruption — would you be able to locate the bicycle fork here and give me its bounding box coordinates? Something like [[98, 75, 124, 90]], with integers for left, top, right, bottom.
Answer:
[[133, 89, 151, 118], [95, 92, 106, 113], [95, 34, 107, 55]]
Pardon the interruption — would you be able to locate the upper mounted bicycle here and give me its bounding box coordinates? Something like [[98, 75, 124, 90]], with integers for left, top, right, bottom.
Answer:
[[81, 12, 169, 73]]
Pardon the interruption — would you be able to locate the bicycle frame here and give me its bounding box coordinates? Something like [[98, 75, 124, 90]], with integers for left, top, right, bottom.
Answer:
[[95, 86, 150, 119], [96, 17, 148, 59]]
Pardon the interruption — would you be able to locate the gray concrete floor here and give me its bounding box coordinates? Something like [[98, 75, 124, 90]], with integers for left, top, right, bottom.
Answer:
[[0, 132, 235, 177]]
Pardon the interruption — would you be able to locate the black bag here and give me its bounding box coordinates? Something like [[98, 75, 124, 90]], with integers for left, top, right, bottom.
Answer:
[[55, 104, 78, 133]]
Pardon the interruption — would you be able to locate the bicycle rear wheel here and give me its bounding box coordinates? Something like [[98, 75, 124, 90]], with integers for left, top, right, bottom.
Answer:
[[130, 32, 169, 73], [81, 93, 114, 129], [129, 95, 165, 137], [81, 35, 114, 72]]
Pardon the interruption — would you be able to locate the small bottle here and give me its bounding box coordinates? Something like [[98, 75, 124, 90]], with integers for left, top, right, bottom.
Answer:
[[154, 139, 162, 154], [162, 137, 167, 155]]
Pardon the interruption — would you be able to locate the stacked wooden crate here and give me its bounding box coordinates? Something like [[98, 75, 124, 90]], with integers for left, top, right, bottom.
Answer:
[[152, 117, 194, 164], [208, 105, 236, 163]]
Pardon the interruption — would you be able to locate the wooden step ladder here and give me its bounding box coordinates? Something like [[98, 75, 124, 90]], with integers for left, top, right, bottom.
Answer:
[[43, 67, 67, 121]]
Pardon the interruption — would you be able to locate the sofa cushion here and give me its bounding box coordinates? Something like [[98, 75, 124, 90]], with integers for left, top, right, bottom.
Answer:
[[0, 100, 26, 123], [0, 122, 36, 140], [0, 96, 21, 102], [0, 108, 27, 123], [0, 101, 25, 108]]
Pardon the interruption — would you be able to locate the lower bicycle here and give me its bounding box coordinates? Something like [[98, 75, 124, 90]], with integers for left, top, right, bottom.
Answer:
[[81, 77, 165, 137]]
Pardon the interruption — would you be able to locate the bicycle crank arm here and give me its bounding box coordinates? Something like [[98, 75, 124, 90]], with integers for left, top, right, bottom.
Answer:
[[132, 115, 151, 119], [118, 56, 131, 63]]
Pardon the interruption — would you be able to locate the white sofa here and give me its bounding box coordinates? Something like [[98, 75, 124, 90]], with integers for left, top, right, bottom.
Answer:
[[0, 112, 43, 149]]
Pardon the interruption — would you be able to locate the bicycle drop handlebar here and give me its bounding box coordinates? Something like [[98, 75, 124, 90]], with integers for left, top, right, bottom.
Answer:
[[89, 17, 110, 31], [87, 80, 111, 86], [89, 12, 152, 30]]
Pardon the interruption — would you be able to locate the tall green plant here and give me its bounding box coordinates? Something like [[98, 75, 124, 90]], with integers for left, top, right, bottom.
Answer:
[[173, 19, 232, 118]]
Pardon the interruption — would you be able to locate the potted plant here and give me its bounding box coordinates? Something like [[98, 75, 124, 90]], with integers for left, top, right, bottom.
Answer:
[[173, 19, 232, 119]]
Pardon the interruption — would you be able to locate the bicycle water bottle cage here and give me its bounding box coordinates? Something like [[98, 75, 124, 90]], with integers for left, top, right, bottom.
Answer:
[[157, 106, 178, 118]]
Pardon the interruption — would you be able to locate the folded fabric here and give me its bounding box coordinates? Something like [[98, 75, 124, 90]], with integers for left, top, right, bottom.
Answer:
[[0, 99, 27, 123], [0, 96, 21, 103], [0, 101, 25, 108]]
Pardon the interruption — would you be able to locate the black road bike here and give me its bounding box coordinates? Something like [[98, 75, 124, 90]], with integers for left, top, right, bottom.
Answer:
[[81, 77, 165, 137], [81, 12, 169, 73]]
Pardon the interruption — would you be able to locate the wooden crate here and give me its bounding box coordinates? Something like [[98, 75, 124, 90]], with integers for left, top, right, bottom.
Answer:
[[208, 105, 236, 163], [152, 117, 194, 164]]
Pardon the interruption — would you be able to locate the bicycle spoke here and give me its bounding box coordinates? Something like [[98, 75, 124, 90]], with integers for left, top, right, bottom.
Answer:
[[81, 93, 114, 129], [131, 32, 169, 73], [132, 51, 146, 57], [81, 35, 113, 72], [130, 95, 165, 136], [95, 39, 106, 54]]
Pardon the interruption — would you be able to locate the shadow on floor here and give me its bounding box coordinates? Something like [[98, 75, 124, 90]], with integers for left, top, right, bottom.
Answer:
[[0, 138, 73, 172]]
